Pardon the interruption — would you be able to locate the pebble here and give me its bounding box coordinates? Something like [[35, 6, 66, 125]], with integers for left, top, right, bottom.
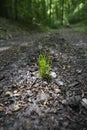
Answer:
[[50, 72, 57, 78], [61, 100, 67, 105], [81, 98, 87, 109], [76, 69, 82, 74], [43, 81, 48, 85], [55, 79, 64, 86]]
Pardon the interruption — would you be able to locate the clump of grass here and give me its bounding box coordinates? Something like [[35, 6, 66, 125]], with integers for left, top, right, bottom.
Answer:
[[38, 53, 51, 80]]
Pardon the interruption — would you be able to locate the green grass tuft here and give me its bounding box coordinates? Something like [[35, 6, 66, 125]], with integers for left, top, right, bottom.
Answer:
[[38, 53, 51, 80]]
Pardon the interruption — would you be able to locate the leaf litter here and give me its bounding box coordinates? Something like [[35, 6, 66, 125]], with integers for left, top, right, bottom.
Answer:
[[0, 29, 87, 130]]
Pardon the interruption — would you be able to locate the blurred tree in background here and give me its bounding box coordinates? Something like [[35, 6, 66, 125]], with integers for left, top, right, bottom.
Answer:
[[0, 0, 87, 28]]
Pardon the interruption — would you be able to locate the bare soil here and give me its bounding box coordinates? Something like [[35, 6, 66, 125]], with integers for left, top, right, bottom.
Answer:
[[0, 28, 87, 130]]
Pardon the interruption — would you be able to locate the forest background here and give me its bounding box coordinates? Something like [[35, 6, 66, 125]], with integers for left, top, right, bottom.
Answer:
[[0, 0, 87, 29]]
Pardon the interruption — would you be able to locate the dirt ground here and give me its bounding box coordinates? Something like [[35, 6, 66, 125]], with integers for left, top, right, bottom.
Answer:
[[0, 29, 87, 130]]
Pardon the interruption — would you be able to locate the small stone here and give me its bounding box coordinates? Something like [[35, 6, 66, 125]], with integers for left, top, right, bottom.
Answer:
[[55, 79, 64, 86], [42, 82, 48, 87], [58, 81, 63, 86], [43, 81, 48, 85], [55, 88, 61, 94], [67, 65, 71, 69], [76, 69, 82, 74], [13, 90, 18, 94], [50, 72, 57, 78], [61, 100, 67, 105], [81, 98, 87, 109], [28, 98, 32, 103]]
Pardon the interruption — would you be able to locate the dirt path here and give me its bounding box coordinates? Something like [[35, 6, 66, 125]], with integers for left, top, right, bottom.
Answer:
[[0, 29, 87, 130]]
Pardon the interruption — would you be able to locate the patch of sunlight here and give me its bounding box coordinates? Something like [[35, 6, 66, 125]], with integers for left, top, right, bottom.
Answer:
[[74, 3, 84, 14], [0, 46, 10, 52], [47, 10, 50, 15], [63, 15, 69, 25]]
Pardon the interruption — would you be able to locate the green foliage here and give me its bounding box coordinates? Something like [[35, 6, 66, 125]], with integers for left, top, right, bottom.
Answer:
[[38, 53, 51, 80], [73, 25, 87, 32], [0, 0, 87, 28], [68, 2, 87, 24]]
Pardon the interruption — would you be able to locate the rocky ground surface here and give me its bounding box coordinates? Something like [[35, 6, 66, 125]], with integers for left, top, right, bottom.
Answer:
[[0, 28, 87, 130]]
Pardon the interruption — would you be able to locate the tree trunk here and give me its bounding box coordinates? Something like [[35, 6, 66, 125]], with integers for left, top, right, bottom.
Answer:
[[49, 0, 52, 24], [61, 0, 64, 25], [14, 0, 18, 20]]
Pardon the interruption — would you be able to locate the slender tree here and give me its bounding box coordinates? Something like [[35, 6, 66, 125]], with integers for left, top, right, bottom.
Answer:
[[61, 0, 64, 25], [49, 0, 52, 24], [14, 0, 18, 20]]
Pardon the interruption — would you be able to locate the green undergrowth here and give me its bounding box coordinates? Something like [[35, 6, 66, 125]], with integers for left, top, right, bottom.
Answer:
[[0, 17, 49, 39], [73, 26, 87, 32], [38, 53, 51, 81], [72, 24, 87, 33]]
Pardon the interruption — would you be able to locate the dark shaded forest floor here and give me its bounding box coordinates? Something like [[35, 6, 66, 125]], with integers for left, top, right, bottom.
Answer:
[[0, 18, 87, 130]]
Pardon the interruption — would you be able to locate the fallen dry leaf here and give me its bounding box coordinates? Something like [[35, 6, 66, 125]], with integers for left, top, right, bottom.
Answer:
[[5, 91, 12, 97], [55, 88, 61, 94], [43, 100, 47, 106], [12, 104, 27, 112], [67, 65, 71, 69], [0, 106, 5, 111], [12, 105, 22, 112], [76, 69, 82, 74]]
